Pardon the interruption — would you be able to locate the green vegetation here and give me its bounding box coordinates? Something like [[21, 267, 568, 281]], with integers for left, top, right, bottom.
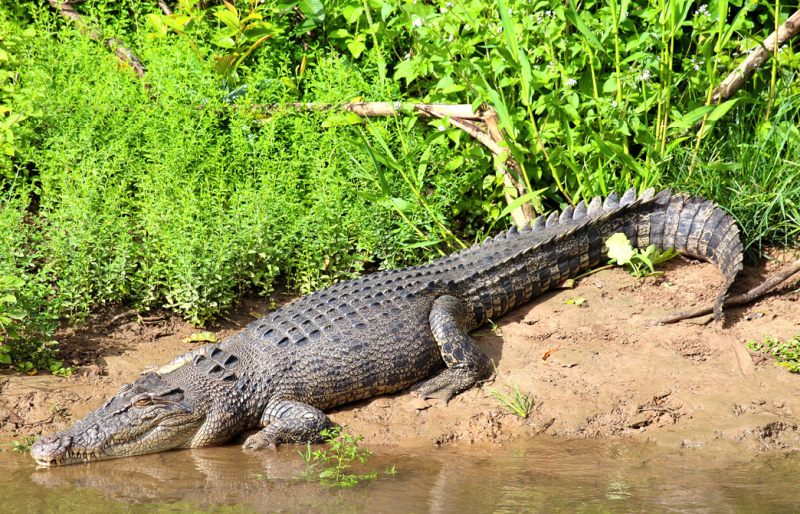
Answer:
[[606, 232, 679, 278], [0, 6, 37, 178], [10, 435, 36, 453], [747, 335, 800, 373], [0, 1, 797, 371], [297, 426, 391, 487], [667, 94, 800, 256], [488, 383, 535, 418]]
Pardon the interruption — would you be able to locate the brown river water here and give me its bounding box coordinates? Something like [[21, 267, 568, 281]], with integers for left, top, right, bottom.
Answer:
[[2, 439, 798, 513]]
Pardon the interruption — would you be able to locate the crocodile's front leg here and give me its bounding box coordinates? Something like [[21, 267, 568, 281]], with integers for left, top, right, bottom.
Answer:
[[242, 399, 332, 451], [413, 295, 493, 402]]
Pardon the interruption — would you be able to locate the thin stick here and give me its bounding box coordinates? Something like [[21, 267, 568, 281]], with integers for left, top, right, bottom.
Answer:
[[255, 102, 486, 121], [710, 9, 800, 104], [48, 0, 146, 78], [652, 260, 800, 324], [158, 1, 173, 15], [483, 109, 534, 227]]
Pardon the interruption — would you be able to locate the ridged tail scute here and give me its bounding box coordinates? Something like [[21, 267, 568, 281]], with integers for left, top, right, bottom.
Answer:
[[638, 189, 743, 320], [450, 187, 743, 324]]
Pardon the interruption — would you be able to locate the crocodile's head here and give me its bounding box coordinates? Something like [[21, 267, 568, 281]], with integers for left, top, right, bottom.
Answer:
[[31, 372, 205, 466]]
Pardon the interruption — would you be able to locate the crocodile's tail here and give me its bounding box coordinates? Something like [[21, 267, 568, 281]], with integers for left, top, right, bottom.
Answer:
[[547, 188, 743, 320], [453, 187, 743, 323], [626, 189, 743, 319]]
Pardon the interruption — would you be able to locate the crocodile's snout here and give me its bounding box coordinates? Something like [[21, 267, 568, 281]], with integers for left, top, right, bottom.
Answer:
[[31, 433, 73, 467]]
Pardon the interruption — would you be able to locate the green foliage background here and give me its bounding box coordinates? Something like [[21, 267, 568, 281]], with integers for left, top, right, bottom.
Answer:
[[0, 0, 798, 371]]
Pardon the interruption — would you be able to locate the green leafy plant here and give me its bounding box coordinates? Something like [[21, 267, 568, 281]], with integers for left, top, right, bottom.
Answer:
[[605, 233, 677, 278], [10, 435, 36, 453], [297, 426, 386, 487], [747, 335, 800, 373], [0, 275, 71, 376], [146, 0, 290, 84], [0, 10, 37, 178], [488, 383, 534, 418]]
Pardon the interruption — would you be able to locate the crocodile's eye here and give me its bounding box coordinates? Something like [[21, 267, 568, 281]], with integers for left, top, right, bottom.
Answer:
[[134, 397, 153, 408]]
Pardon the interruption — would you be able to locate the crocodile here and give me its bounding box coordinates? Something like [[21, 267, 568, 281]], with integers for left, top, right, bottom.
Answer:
[[31, 188, 743, 466]]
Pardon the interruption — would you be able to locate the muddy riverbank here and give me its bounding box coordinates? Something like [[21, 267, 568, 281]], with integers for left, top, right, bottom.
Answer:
[[1, 256, 799, 456]]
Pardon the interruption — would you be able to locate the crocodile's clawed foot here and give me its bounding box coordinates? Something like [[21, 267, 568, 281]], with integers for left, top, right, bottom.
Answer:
[[412, 367, 481, 403], [413, 385, 456, 403], [242, 432, 277, 452]]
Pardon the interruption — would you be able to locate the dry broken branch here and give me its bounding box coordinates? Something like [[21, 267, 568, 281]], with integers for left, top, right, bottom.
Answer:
[[710, 9, 800, 104], [653, 260, 800, 324], [257, 102, 485, 120], [48, 0, 146, 78], [158, 1, 173, 15], [253, 101, 536, 225]]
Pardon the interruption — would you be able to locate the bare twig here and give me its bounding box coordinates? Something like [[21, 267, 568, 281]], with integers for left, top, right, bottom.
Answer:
[[257, 102, 486, 120], [158, 1, 173, 15], [483, 109, 534, 226], [710, 9, 800, 104], [253, 101, 535, 225], [47, 0, 146, 78], [653, 260, 800, 324]]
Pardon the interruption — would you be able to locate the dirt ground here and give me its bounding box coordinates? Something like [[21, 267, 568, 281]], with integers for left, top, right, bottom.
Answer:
[[2, 254, 799, 456]]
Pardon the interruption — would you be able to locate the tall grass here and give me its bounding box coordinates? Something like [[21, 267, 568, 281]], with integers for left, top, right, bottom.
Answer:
[[668, 92, 800, 257]]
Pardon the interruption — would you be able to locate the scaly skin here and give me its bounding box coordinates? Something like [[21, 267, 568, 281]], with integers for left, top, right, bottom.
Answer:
[[31, 188, 744, 466]]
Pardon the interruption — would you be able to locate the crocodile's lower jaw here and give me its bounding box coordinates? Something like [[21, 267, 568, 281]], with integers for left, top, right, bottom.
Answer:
[[34, 450, 106, 467]]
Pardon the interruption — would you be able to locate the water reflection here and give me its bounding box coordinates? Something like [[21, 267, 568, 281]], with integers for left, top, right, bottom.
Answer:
[[2, 439, 798, 513]]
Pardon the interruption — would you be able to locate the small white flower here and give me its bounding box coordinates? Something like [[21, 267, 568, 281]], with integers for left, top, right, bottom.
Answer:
[[565, 78, 577, 88], [446, 1, 453, 7], [638, 69, 652, 81], [412, 17, 423, 28], [404, 51, 412, 60], [437, 125, 446, 132], [448, 34, 454, 42], [611, 100, 618, 108], [508, 8, 513, 15], [694, 4, 709, 16], [497, 25, 503, 33], [547, 61, 555, 69]]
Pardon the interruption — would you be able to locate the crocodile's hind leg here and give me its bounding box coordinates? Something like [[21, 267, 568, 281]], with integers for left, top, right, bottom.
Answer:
[[242, 400, 332, 451], [413, 295, 493, 402]]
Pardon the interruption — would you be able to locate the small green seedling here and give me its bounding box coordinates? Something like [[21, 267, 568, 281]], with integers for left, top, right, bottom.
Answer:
[[297, 426, 392, 488], [11, 435, 36, 453], [605, 233, 678, 278], [488, 383, 535, 418], [746, 335, 800, 373], [184, 331, 219, 344]]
